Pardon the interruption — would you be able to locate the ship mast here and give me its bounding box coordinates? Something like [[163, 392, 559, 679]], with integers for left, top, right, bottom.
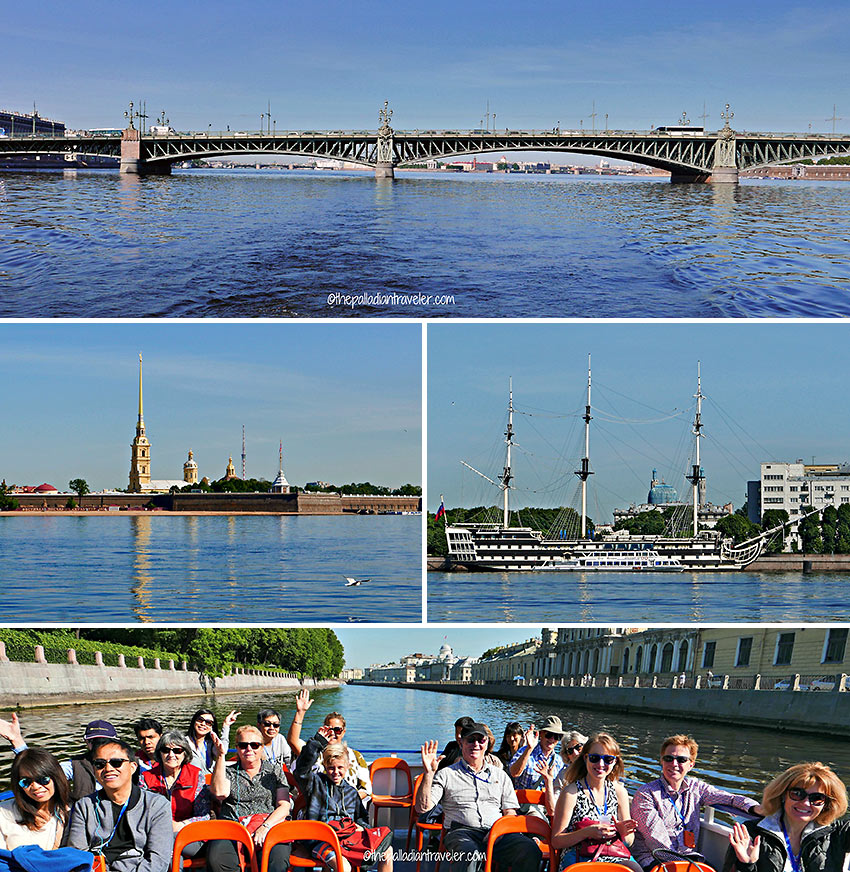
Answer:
[[502, 378, 514, 527], [687, 362, 704, 537], [575, 355, 594, 538]]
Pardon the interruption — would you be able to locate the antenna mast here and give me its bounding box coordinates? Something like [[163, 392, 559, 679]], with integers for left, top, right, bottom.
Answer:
[[575, 354, 594, 538], [687, 362, 704, 537], [242, 425, 246, 479], [502, 379, 514, 527]]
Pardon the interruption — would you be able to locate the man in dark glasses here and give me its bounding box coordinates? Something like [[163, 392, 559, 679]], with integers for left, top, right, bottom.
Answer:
[[418, 721, 542, 872], [509, 715, 565, 818], [631, 733, 764, 869], [67, 736, 173, 872]]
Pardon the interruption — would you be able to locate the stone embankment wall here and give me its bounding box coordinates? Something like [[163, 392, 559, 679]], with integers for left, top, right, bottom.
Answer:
[[356, 680, 850, 738], [0, 643, 339, 708], [748, 553, 850, 571]]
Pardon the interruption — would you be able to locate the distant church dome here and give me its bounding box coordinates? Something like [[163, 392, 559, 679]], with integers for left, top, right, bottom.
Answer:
[[34, 483, 57, 493], [183, 449, 198, 484], [648, 468, 678, 505], [438, 642, 453, 661], [225, 456, 237, 480]]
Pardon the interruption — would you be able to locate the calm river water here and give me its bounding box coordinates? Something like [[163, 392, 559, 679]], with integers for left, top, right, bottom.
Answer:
[[1, 169, 849, 318], [427, 569, 850, 622], [0, 514, 421, 622], [2, 684, 849, 798]]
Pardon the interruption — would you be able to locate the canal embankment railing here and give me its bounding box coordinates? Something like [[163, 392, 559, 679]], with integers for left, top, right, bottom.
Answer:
[[0, 641, 339, 708], [353, 675, 850, 738]]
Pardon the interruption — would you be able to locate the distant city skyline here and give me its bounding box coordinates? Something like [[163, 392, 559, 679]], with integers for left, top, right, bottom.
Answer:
[[0, 324, 421, 492], [6, 1, 848, 138], [428, 323, 850, 520], [335, 627, 539, 670]]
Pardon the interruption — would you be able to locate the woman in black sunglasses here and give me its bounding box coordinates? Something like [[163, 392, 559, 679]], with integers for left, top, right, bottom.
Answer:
[[631, 733, 763, 869], [727, 762, 850, 872], [1, 748, 70, 850], [551, 731, 641, 872], [186, 709, 219, 773]]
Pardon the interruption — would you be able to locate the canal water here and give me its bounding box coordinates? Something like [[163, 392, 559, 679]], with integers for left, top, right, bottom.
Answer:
[[3, 684, 849, 799], [427, 569, 850, 622], [2, 170, 849, 318], [0, 514, 421, 622]]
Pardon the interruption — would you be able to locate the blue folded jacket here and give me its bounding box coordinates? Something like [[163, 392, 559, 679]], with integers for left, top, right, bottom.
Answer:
[[0, 845, 94, 872]]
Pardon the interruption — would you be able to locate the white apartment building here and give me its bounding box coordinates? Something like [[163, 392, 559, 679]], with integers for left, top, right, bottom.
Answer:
[[758, 461, 850, 518]]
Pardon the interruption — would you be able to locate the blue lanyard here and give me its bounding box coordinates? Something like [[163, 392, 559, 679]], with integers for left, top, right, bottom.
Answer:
[[582, 780, 608, 818], [781, 820, 803, 872], [666, 792, 687, 828], [93, 796, 130, 854]]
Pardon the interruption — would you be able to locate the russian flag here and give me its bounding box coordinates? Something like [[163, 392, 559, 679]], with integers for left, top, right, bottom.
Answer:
[[435, 501, 446, 522]]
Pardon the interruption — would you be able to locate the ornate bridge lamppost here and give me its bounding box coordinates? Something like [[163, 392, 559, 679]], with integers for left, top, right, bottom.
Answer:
[[375, 100, 395, 179], [712, 103, 738, 184]]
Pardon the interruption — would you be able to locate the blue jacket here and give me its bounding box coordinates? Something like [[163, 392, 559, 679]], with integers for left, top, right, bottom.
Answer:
[[0, 845, 93, 872]]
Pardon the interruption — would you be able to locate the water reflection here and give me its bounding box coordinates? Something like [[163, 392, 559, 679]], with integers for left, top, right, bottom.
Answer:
[[130, 514, 153, 621]]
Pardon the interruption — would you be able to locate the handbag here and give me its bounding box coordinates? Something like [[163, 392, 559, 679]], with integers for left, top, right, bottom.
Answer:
[[240, 813, 270, 835], [328, 817, 393, 863], [575, 817, 632, 861]]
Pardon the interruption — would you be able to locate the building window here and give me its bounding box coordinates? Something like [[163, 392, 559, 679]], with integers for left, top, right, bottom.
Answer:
[[823, 628, 848, 663], [702, 641, 716, 669], [775, 632, 795, 665], [736, 637, 752, 667]]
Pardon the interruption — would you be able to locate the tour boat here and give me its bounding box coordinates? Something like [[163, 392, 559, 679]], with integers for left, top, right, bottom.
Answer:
[[443, 361, 777, 572]]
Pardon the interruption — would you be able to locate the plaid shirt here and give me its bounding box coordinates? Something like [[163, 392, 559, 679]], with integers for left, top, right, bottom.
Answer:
[[509, 744, 564, 791]]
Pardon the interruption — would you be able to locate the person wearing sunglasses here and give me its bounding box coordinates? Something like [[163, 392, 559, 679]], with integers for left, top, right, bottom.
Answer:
[[186, 709, 219, 773], [67, 737, 173, 872], [294, 724, 393, 872], [209, 726, 292, 872], [726, 762, 850, 872], [417, 721, 542, 872], [1, 748, 70, 850], [140, 731, 209, 858], [288, 690, 371, 801], [509, 716, 566, 819], [551, 731, 640, 872], [252, 709, 293, 771], [631, 734, 763, 870]]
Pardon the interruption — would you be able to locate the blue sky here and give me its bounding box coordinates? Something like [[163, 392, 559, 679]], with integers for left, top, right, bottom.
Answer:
[[6, 1, 848, 136], [428, 323, 850, 518], [0, 323, 421, 492], [335, 626, 539, 669]]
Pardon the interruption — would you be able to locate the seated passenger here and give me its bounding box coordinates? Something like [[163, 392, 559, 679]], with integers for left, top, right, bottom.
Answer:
[[1, 712, 118, 801], [133, 718, 163, 772], [483, 725, 503, 769], [417, 722, 541, 872], [208, 726, 291, 872], [725, 762, 849, 872], [67, 737, 173, 872], [509, 717, 565, 818], [185, 709, 218, 774], [255, 709, 293, 771], [494, 722, 524, 772], [140, 731, 209, 857], [0, 748, 70, 850], [551, 731, 640, 872], [288, 690, 371, 801], [294, 725, 393, 872], [631, 734, 762, 869], [436, 717, 474, 771]]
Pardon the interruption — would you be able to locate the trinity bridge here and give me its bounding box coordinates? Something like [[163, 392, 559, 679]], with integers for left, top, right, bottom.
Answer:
[[1, 103, 849, 184]]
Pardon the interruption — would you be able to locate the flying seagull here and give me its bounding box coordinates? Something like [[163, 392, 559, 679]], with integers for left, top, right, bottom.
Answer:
[[344, 576, 371, 586]]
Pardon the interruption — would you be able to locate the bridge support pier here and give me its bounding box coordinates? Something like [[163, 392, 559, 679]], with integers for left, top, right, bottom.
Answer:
[[375, 161, 394, 179], [120, 130, 171, 175], [708, 166, 739, 184], [670, 171, 710, 184]]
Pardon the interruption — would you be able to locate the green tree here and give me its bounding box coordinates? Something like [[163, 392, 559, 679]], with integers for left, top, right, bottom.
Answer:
[[761, 509, 790, 554], [69, 479, 90, 505], [714, 513, 759, 544], [799, 507, 823, 554], [821, 505, 838, 554], [0, 481, 19, 511], [614, 511, 666, 536], [836, 504, 850, 553]]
